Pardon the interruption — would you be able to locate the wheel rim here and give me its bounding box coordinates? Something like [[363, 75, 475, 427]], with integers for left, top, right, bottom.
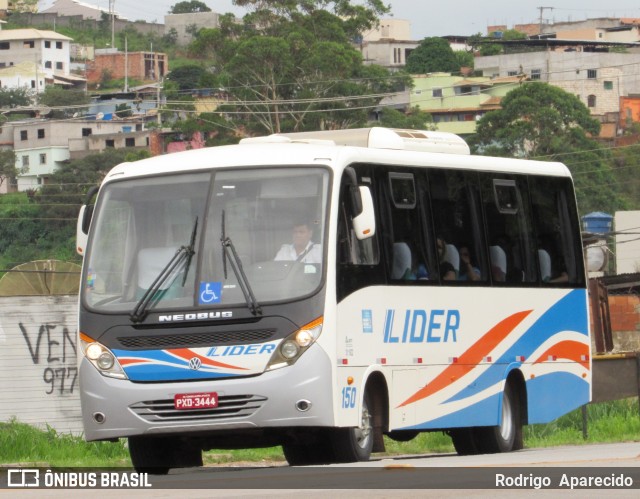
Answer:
[[355, 398, 372, 449], [500, 388, 514, 441]]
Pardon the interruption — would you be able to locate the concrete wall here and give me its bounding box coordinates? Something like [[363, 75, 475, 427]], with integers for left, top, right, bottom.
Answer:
[[0, 296, 82, 434], [165, 12, 220, 46], [474, 52, 640, 95], [616, 211, 640, 274]]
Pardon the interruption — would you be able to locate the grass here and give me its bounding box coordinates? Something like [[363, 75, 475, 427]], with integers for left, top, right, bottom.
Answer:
[[1, 399, 638, 467]]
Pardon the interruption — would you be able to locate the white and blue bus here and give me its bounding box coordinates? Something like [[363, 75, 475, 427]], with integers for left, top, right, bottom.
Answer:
[[76, 128, 590, 472]]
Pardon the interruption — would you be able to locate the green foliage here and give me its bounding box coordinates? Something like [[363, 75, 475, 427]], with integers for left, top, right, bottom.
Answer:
[[115, 103, 132, 118], [188, 3, 399, 134], [0, 149, 19, 189], [525, 399, 640, 447], [405, 37, 460, 74], [468, 30, 527, 56], [454, 50, 474, 70], [609, 143, 640, 210], [0, 420, 129, 467], [166, 64, 215, 91], [39, 87, 90, 118], [0, 150, 149, 271], [377, 106, 435, 130], [471, 82, 626, 214], [0, 87, 32, 108], [170, 1, 212, 14]]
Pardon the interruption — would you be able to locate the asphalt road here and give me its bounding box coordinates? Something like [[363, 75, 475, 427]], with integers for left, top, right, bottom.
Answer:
[[4, 442, 639, 498]]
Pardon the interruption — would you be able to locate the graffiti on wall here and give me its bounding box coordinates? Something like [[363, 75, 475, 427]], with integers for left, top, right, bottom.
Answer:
[[0, 296, 83, 434], [19, 322, 78, 396]]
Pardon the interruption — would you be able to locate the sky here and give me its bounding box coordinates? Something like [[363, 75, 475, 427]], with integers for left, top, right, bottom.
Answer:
[[38, 1, 640, 39]]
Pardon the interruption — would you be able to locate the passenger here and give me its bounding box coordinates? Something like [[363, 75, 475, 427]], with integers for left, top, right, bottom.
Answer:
[[458, 245, 481, 281], [437, 236, 456, 281], [539, 234, 569, 283], [274, 220, 322, 264]]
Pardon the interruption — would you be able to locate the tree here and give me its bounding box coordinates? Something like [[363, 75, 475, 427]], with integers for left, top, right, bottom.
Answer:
[[169, 1, 211, 14], [0, 87, 32, 109], [0, 149, 19, 189], [472, 82, 625, 214], [166, 64, 211, 91], [468, 29, 527, 57], [405, 37, 459, 74], [38, 87, 90, 118], [377, 106, 435, 130], [187, 1, 399, 134]]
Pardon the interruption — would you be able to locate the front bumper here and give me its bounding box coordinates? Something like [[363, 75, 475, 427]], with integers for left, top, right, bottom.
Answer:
[[80, 343, 334, 441]]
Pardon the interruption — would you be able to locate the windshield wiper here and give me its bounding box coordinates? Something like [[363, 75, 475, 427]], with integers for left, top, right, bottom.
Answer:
[[130, 217, 198, 323], [221, 210, 262, 316]]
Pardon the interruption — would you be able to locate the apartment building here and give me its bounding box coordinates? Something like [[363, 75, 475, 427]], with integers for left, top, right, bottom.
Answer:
[[358, 19, 419, 70], [3, 119, 148, 191], [410, 73, 522, 134], [474, 49, 632, 137]]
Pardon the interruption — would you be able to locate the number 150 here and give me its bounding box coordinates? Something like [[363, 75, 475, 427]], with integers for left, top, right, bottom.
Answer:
[[341, 386, 356, 409]]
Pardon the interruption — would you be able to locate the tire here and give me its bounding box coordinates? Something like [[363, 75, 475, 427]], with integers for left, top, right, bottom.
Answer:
[[475, 381, 522, 454], [450, 427, 480, 456], [128, 436, 202, 474], [282, 434, 335, 466], [331, 389, 374, 463]]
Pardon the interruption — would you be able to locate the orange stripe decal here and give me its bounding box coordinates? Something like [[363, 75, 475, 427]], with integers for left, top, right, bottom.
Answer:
[[397, 310, 532, 408], [533, 340, 590, 370]]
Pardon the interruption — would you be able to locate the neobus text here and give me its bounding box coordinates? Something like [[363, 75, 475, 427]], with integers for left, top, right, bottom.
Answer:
[[383, 309, 460, 343]]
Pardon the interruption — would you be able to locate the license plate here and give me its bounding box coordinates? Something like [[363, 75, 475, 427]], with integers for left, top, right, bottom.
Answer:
[[174, 392, 218, 410]]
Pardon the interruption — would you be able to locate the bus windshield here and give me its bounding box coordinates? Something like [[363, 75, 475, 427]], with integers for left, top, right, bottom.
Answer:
[[83, 167, 330, 314]]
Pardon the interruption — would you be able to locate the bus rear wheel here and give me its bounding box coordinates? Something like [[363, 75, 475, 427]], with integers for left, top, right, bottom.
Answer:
[[449, 427, 480, 455], [128, 436, 202, 474], [331, 389, 374, 462], [475, 381, 522, 454]]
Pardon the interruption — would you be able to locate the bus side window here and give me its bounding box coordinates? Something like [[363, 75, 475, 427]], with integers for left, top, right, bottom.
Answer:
[[481, 175, 537, 284], [529, 177, 584, 285], [428, 169, 487, 284], [386, 171, 430, 281]]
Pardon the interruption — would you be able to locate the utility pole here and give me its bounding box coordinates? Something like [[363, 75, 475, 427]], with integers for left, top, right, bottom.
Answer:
[[109, 0, 115, 49], [124, 37, 128, 92], [537, 6, 553, 36]]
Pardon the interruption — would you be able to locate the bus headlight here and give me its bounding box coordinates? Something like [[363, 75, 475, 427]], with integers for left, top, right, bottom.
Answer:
[[80, 332, 127, 379], [281, 340, 299, 359], [266, 316, 323, 371]]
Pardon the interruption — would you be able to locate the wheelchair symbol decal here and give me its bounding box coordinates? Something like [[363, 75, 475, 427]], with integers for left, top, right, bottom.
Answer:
[[199, 282, 222, 304]]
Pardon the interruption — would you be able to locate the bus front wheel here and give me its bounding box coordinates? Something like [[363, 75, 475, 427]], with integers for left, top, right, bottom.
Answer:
[[331, 389, 374, 462], [128, 436, 202, 474]]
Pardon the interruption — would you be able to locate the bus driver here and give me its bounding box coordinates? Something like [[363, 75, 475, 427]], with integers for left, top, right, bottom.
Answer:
[[274, 221, 322, 264]]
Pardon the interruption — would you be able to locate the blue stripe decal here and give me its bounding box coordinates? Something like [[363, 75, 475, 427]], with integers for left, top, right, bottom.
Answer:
[[526, 372, 590, 424], [443, 289, 588, 404]]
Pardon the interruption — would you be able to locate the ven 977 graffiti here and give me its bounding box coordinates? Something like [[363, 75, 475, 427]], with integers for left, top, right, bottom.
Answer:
[[19, 322, 78, 396]]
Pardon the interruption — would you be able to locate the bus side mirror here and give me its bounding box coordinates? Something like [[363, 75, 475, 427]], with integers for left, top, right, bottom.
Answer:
[[77, 186, 99, 256], [76, 205, 88, 256], [352, 186, 376, 240]]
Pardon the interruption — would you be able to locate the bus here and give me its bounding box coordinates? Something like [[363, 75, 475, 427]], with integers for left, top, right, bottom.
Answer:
[[76, 127, 590, 472]]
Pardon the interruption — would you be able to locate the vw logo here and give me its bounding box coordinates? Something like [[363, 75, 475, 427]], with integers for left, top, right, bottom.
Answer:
[[188, 357, 202, 370]]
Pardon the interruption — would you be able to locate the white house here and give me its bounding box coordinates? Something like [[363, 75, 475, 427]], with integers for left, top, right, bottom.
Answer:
[[0, 28, 81, 91]]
